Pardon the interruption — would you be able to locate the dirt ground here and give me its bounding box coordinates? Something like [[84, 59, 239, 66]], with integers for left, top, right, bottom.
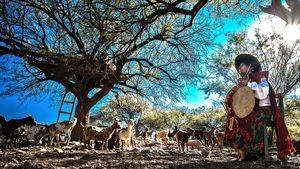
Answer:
[[1, 141, 300, 169]]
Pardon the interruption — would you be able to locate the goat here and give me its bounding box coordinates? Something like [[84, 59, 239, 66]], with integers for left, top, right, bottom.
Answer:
[[168, 126, 178, 141], [174, 128, 194, 152], [147, 130, 155, 140], [1, 115, 36, 147], [107, 129, 119, 149], [0, 115, 6, 136], [14, 124, 46, 146], [211, 130, 224, 153], [130, 128, 136, 147], [97, 118, 121, 150], [203, 127, 216, 146], [187, 139, 203, 151], [155, 129, 169, 143], [194, 127, 206, 142], [0, 115, 6, 128], [41, 118, 77, 146], [83, 126, 102, 148], [292, 140, 300, 155], [93, 124, 109, 149], [140, 127, 149, 142], [33, 124, 56, 145], [118, 119, 135, 149], [15, 124, 48, 145], [84, 118, 121, 150]]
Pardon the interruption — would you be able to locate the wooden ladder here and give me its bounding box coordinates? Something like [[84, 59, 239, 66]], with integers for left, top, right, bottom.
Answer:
[[56, 91, 76, 122]]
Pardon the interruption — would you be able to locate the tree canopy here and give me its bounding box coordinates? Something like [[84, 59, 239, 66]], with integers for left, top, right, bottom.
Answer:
[[198, 28, 300, 99], [0, 0, 223, 139]]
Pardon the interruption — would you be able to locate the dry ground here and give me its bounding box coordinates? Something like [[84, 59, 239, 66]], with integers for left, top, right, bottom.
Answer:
[[0, 141, 299, 169]]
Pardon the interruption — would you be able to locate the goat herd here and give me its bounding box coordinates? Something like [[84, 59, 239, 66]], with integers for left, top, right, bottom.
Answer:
[[2, 115, 300, 169], [0, 115, 227, 156]]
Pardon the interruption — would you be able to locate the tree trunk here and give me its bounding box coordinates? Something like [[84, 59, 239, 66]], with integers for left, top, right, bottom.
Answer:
[[70, 85, 113, 141], [71, 100, 90, 141]]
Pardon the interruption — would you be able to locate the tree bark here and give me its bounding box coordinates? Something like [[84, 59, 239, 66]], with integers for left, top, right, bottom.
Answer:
[[71, 99, 90, 141], [70, 85, 113, 141]]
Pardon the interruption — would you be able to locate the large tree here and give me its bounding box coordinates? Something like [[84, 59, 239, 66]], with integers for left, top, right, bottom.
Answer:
[[0, 0, 217, 139], [198, 29, 300, 99]]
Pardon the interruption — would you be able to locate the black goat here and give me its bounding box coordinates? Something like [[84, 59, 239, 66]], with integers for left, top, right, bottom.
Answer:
[[194, 127, 206, 142], [168, 126, 178, 141], [0, 115, 6, 125], [293, 140, 300, 155], [0, 115, 6, 133], [1, 115, 36, 147], [0, 115, 6, 140], [107, 129, 119, 149]]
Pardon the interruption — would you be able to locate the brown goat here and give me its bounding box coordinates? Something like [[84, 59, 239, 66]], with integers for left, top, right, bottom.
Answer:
[[203, 127, 215, 146], [155, 129, 169, 143], [84, 118, 121, 150], [43, 118, 77, 146], [83, 126, 102, 147], [211, 131, 224, 153], [174, 128, 194, 152], [187, 139, 203, 151], [118, 120, 135, 149]]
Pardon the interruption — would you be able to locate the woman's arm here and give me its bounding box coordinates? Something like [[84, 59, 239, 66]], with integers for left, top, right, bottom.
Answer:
[[247, 77, 269, 99]]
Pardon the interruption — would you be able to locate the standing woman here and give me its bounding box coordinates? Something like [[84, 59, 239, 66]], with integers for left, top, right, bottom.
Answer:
[[224, 54, 295, 161]]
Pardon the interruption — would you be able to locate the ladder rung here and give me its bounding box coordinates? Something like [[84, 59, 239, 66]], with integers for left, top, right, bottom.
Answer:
[[57, 91, 76, 123], [63, 100, 75, 104], [59, 111, 72, 115]]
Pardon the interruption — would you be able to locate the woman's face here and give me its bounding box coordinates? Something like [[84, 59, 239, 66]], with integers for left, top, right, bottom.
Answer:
[[239, 64, 249, 76]]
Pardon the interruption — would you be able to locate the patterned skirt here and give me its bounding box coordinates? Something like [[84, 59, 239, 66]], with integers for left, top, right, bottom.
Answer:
[[226, 107, 272, 156]]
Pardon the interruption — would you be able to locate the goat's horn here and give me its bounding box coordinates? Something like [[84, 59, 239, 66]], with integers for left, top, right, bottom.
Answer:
[[24, 113, 31, 117]]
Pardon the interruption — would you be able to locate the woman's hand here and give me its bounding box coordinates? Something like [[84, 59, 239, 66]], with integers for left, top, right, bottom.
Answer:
[[238, 78, 249, 86], [228, 116, 236, 131]]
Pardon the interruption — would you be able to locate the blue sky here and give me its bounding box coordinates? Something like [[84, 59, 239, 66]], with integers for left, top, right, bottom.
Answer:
[[0, 8, 255, 124], [0, 95, 57, 124], [181, 18, 253, 108]]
